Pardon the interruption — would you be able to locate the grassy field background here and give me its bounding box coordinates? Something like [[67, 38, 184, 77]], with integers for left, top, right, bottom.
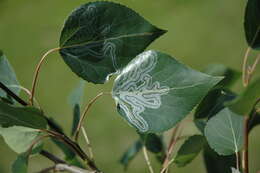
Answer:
[[0, 0, 259, 172]]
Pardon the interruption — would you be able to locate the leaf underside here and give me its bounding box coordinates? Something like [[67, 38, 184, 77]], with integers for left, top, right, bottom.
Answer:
[[205, 108, 244, 155]]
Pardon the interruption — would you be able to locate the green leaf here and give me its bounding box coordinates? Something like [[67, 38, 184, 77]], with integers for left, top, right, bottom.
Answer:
[[205, 108, 244, 155], [244, 0, 260, 49], [11, 153, 28, 173], [203, 144, 236, 173], [68, 81, 85, 136], [59, 2, 166, 84], [228, 78, 260, 115], [0, 101, 47, 129], [11, 142, 43, 173], [203, 64, 241, 87], [140, 133, 164, 153], [120, 140, 143, 170], [0, 126, 40, 154], [113, 50, 223, 133], [0, 51, 20, 99], [194, 89, 236, 120], [174, 135, 206, 167]]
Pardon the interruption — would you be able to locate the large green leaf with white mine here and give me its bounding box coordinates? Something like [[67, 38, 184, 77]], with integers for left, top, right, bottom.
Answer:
[[112, 50, 223, 133], [59, 1, 166, 84]]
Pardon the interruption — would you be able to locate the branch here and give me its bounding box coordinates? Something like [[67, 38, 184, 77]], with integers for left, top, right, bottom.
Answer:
[[37, 164, 98, 173], [0, 82, 28, 106], [40, 150, 66, 164], [30, 47, 60, 105]]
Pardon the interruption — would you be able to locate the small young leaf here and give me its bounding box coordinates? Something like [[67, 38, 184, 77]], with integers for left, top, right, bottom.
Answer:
[[68, 80, 85, 136], [244, 0, 260, 49], [0, 101, 47, 129], [59, 2, 166, 84], [203, 144, 236, 173], [203, 64, 241, 87], [120, 140, 143, 170], [228, 78, 260, 115], [205, 108, 244, 155], [0, 126, 41, 154], [11, 153, 28, 173], [174, 135, 206, 167], [113, 50, 223, 133], [0, 51, 20, 99]]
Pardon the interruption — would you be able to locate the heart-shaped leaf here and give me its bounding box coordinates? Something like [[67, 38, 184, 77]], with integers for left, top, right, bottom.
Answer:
[[112, 50, 223, 133], [0, 51, 20, 99], [205, 108, 244, 155], [0, 100, 47, 129], [0, 126, 41, 154], [244, 0, 260, 49], [59, 2, 166, 84]]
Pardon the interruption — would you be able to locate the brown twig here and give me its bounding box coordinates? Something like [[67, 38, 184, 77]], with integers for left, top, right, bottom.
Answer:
[[0, 82, 28, 106], [242, 47, 251, 87], [81, 127, 94, 160], [42, 129, 100, 172], [40, 150, 66, 164], [74, 92, 110, 142], [161, 124, 182, 173], [242, 116, 249, 173], [142, 146, 154, 173], [30, 47, 60, 105]]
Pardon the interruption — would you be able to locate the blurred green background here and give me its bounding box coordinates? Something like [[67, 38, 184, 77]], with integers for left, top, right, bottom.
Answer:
[[0, 0, 259, 172]]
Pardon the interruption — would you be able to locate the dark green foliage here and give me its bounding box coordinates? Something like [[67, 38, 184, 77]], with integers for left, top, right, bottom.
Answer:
[[0, 101, 47, 129], [59, 1, 166, 84], [244, 0, 260, 49], [174, 135, 206, 167], [203, 144, 236, 173], [195, 89, 236, 120]]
